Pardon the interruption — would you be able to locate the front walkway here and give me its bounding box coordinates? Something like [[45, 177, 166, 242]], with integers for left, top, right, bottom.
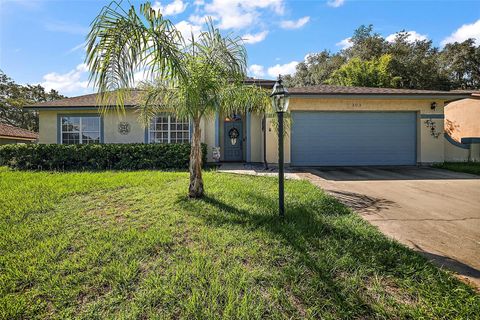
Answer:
[[216, 162, 300, 179]]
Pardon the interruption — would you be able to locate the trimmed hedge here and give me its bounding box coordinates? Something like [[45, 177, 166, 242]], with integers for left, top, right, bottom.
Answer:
[[0, 143, 207, 171]]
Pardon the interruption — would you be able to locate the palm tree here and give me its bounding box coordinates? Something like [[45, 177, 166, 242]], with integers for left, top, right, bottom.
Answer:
[[86, 1, 270, 198]]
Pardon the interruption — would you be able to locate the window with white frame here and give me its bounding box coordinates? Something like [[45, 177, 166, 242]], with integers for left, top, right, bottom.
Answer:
[[149, 115, 190, 143], [60, 116, 101, 144]]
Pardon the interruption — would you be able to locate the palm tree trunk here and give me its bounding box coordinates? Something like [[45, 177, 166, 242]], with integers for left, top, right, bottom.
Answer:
[[189, 117, 204, 198]]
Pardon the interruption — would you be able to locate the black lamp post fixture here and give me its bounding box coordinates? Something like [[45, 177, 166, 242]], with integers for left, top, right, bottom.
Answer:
[[270, 75, 290, 217]]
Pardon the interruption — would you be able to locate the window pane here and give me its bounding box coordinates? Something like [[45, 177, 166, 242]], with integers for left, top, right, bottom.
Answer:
[[62, 117, 80, 132], [149, 116, 169, 143], [82, 131, 100, 144], [82, 117, 100, 131], [168, 117, 190, 143], [62, 132, 80, 144], [61, 116, 100, 144]]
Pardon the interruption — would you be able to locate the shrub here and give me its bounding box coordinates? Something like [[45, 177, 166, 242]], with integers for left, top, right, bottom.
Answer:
[[0, 143, 208, 171]]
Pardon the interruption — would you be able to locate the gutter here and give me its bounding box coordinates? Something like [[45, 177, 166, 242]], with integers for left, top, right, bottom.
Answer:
[[0, 135, 37, 141], [23, 105, 138, 111], [289, 94, 472, 100]]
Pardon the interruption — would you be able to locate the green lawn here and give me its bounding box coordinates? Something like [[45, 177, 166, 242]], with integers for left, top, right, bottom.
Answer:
[[434, 162, 480, 176], [1, 168, 478, 319]]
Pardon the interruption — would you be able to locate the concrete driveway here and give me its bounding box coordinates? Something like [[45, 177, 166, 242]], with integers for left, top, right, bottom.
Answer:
[[298, 167, 480, 288]]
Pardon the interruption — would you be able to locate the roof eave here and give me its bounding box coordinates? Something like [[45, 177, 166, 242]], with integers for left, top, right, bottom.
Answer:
[[23, 104, 138, 110], [0, 134, 37, 140], [289, 93, 473, 100]]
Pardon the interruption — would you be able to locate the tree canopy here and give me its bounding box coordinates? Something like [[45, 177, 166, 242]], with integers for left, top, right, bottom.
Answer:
[[0, 71, 65, 131], [328, 54, 401, 88], [284, 25, 480, 90]]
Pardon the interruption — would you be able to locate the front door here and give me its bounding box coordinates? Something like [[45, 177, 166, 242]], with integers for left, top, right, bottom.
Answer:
[[224, 120, 243, 161]]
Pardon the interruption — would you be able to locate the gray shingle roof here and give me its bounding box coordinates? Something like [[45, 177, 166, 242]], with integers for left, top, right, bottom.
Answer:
[[24, 83, 476, 109], [288, 84, 477, 96], [25, 91, 143, 108]]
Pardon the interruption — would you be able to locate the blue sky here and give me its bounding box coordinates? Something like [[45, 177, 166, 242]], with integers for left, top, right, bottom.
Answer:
[[1, 0, 479, 97]]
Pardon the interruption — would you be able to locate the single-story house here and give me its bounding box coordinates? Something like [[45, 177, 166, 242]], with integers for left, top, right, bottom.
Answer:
[[444, 93, 480, 162], [24, 81, 477, 166], [0, 123, 38, 144]]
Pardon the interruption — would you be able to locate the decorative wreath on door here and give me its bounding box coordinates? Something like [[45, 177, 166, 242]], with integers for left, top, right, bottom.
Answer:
[[228, 127, 239, 145]]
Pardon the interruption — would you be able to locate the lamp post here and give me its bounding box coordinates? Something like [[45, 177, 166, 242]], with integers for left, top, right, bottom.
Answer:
[[270, 75, 289, 217]]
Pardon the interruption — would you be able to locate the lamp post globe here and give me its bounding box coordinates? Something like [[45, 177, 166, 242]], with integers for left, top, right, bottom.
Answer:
[[270, 75, 289, 217], [270, 75, 289, 113]]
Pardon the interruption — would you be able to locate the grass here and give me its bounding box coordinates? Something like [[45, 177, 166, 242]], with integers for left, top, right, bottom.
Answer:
[[434, 162, 480, 176], [0, 167, 478, 319]]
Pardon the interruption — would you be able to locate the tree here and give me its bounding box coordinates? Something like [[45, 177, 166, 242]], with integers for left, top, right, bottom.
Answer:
[[86, 2, 270, 198], [284, 24, 480, 91], [386, 31, 449, 90], [0, 71, 65, 131], [343, 25, 386, 60], [440, 39, 480, 89], [284, 51, 345, 87], [327, 54, 401, 87]]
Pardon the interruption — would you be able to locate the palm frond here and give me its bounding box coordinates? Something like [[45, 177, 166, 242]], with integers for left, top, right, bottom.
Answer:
[[85, 0, 184, 112], [195, 19, 247, 80]]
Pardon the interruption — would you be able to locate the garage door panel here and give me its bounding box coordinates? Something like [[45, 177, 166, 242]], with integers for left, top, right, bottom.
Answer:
[[291, 112, 416, 166]]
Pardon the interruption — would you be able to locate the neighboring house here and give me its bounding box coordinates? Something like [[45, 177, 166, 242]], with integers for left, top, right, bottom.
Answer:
[[25, 82, 476, 165], [444, 93, 480, 162], [0, 123, 38, 144]]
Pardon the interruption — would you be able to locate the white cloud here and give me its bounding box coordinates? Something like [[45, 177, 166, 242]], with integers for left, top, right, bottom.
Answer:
[[152, 0, 188, 16], [248, 64, 266, 77], [336, 37, 352, 49], [188, 14, 214, 25], [280, 16, 310, 29], [67, 42, 86, 54], [386, 30, 428, 43], [242, 31, 268, 44], [204, 0, 285, 29], [327, 0, 345, 8], [175, 20, 203, 40], [41, 63, 90, 94], [267, 61, 299, 78], [441, 19, 480, 46]]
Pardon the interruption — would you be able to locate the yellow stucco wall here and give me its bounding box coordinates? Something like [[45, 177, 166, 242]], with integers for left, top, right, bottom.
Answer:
[[249, 113, 264, 163], [202, 116, 216, 162], [265, 97, 445, 164], [37, 96, 448, 165], [38, 111, 60, 144], [444, 137, 471, 162], [443, 98, 480, 162], [445, 98, 480, 143], [38, 109, 215, 160], [38, 109, 147, 144], [104, 110, 146, 143]]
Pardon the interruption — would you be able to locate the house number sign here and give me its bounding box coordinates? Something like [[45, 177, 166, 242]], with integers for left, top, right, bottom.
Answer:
[[118, 122, 131, 135]]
